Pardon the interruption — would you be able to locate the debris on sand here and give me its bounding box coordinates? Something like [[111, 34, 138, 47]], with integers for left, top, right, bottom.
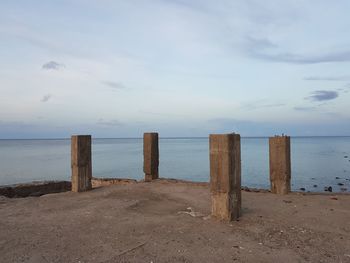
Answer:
[[324, 186, 333, 192], [178, 207, 205, 218]]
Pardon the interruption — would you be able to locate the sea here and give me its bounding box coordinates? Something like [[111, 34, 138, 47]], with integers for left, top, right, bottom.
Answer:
[[0, 137, 349, 192]]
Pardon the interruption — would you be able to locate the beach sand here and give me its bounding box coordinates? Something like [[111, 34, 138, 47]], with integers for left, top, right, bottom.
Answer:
[[0, 179, 349, 262]]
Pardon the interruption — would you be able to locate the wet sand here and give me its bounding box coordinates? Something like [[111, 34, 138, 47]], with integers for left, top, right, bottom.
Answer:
[[0, 179, 349, 262]]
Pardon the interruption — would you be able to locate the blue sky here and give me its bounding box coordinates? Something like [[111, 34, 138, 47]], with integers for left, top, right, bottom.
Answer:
[[0, 0, 350, 138]]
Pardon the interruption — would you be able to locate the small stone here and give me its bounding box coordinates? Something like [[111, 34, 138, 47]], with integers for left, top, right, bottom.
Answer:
[[344, 156, 348, 158], [299, 188, 305, 191], [335, 177, 340, 179], [338, 183, 344, 186], [330, 197, 338, 200], [313, 185, 317, 187], [324, 186, 332, 192]]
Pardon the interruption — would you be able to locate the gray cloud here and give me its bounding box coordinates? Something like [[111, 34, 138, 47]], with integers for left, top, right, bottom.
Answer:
[[245, 37, 350, 64], [40, 94, 52, 102], [304, 76, 350, 81], [97, 118, 123, 127], [293, 106, 316, 112], [240, 99, 285, 111], [256, 103, 285, 108], [257, 51, 350, 64], [305, 90, 338, 102], [101, 81, 126, 90], [245, 36, 277, 50], [42, 61, 65, 70]]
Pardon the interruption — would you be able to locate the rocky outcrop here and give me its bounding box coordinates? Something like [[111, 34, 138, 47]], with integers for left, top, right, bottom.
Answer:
[[0, 181, 71, 198]]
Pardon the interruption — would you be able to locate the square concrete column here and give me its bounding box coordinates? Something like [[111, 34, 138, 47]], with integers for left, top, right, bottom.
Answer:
[[269, 135, 291, 194], [210, 133, 241, 221], [143, 132, 159, 182], [71, 135, 92, 192]]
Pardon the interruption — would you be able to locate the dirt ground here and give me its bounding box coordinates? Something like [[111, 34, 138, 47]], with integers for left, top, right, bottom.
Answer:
[[0, 179, 349, 263]]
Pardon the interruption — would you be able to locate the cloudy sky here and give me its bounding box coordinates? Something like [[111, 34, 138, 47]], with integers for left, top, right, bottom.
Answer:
[[1, 0, 350, 138]]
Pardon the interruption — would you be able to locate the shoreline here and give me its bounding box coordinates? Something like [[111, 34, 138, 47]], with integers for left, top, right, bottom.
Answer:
[[1, 178, 349, 198]]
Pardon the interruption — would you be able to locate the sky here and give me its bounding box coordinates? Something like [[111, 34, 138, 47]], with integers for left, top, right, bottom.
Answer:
[[0, 0, 350, 138]]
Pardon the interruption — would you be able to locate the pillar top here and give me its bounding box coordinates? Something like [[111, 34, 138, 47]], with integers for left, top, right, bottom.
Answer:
[[209, 132, 237, 136], [271, 134, 289, 138], [71, 135, 91, 138]]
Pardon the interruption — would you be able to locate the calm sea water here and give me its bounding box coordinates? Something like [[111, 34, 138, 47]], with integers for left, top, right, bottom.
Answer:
[[0, 137, 349, 192]]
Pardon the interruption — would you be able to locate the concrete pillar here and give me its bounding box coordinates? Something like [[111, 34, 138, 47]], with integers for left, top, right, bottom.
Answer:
[[143, 133, 159, 182], [71, 135, 92, 192], [210, 133, 241, 221], [269, 135, 291, 194]]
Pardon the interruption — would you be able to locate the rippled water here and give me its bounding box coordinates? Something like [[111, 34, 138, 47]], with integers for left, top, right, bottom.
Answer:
[[0, 137, 349, 192]]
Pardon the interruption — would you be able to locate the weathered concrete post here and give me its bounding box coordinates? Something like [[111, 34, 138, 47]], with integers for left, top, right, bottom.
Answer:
[[143, 132, 159, 182], [210, 133, 241, 221], [269, 135, 291, 194], [71, 135, 92, 192]]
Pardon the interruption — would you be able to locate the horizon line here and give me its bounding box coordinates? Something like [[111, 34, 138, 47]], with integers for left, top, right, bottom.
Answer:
[[0, 135, 350, 140]]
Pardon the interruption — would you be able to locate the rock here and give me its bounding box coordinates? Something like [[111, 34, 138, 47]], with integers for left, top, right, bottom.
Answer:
[[344, 156, 348, 158], [338, 183, 344, 186], [299, 188, 306, 191], [313, 185, 318, 187], [324, 186, 332, 192], [0, 181, 71, 198], [335, 177, 340, 179], [330, 197, 338, 200]]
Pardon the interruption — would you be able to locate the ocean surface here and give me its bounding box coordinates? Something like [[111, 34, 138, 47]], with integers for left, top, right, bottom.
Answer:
[[0, 137, 349, 192]]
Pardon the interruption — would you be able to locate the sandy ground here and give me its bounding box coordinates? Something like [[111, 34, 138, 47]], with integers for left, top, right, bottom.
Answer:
[[0, 180, 349, 263]]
